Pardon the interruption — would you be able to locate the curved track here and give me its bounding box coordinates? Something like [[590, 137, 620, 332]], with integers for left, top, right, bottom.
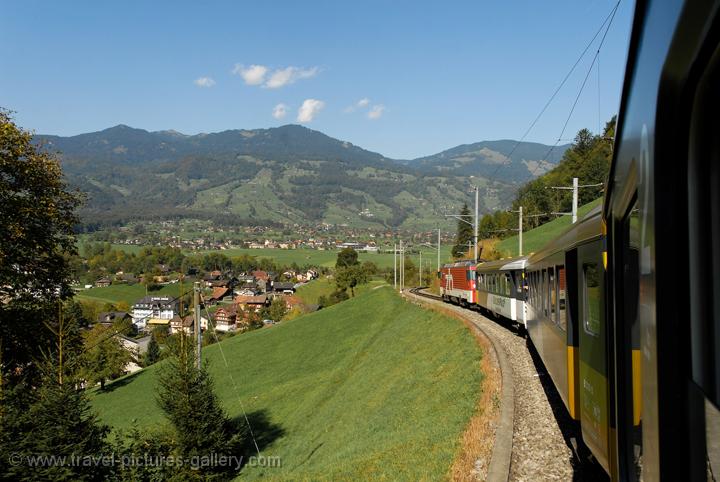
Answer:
[[406, 287, 607, 481]]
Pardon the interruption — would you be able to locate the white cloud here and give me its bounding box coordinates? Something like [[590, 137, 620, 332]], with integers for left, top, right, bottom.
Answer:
[[368, 104, 385, 120], [297, 99, 325, 123], [265, 66, 319, 89], [272, 103, 288, 120], [194, 77, 216, 88], [344, 97, 371, 113], [232, 64, 268, 85], [232, 64, 319, 88]]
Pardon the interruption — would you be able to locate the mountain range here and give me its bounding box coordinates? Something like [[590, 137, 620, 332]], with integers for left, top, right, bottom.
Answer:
[[36, 124, 570, 231]]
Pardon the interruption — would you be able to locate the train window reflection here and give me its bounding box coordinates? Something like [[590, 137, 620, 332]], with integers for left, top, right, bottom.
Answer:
[[549, 267, 556, 321], [558, 266, 567, 331], [583, 263, 601, 336]]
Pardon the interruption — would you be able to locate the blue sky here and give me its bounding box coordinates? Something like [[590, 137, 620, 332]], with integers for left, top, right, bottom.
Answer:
[[0, 0, 634, 159]]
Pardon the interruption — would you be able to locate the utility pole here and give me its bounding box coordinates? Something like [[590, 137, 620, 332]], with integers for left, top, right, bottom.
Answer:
[[572, 177, 578, 223], [443, 185, 479, 262], [437, 228, 441, 272], [474, 186, 479, 263], [399, 240, 403, 292], [393, 243, 397, 290], [193, 282, 201, 369], [518, 206, 523, 255], [419, 251, 422, 286], [548, 177, 603, 223]]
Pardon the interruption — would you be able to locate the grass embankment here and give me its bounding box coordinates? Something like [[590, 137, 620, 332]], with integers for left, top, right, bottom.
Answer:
[[75, 283, 183, 306], [496, 198, 603, 257], [91, 286, 483, 480], [294, 278, 386, 306]]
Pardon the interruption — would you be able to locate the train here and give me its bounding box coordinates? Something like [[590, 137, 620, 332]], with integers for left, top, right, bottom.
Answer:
[[439, 1, 720, 479]]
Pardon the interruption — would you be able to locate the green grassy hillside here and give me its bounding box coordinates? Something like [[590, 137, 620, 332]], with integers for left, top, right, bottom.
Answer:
[[496, 198, 603, 256], [91, 287, 483, 480]]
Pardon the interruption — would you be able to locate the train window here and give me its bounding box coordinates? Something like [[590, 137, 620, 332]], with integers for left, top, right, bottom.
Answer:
[[583, 263, 601, 336], [688, 40, 720, 410], [549, 267, 556, 321], [542, 269, 548, 317], [504, 273, 511, 296], [530, 272, 535, 306], [557, 266, 567, 331]]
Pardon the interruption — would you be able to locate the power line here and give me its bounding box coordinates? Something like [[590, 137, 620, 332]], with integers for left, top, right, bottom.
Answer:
[[494, 0, 622, 210], [200, 293, 262, 457], [481, 0, 622, 193]]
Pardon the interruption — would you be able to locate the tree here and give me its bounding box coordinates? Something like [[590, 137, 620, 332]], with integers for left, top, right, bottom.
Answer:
[[452, 203, 473, 258], [80, 324, 132, 390], [0, 363, 111, 481], [156, 334, 243, 478], [144, 338, 161, 366], [262, 297, 288, 322], [336, 247, 359, 268], [0, 110, 84, 384], [335, 265, 369, 297]]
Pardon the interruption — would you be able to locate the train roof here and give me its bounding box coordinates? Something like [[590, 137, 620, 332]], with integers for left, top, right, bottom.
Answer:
[[476, 255, 528, 272], [440, 259, 476, 269], [527, 205, 603, 263]]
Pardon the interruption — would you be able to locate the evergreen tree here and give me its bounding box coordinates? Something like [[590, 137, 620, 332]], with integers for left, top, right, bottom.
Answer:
[[451, 203, 473, 258], [1, 358, 110, 481], [144, 337, 161, 366], [156, 334, 243, 478]]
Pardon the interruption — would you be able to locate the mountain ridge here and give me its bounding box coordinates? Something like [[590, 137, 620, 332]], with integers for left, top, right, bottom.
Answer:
[[35, 124, 568, 230]]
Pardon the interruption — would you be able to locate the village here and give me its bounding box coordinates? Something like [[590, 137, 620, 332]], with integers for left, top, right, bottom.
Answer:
[[92, 266, 321, 374]]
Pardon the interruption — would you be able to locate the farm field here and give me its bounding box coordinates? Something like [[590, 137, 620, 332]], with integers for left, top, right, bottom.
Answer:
[[91, 286, 483, 480], [74, 283, 184, 306], [83, 245, 455, 271]]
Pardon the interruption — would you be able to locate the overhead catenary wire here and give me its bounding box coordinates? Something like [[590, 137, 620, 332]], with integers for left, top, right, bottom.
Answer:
[[494, 0, 622, 209], [481, 0, 622, 194]]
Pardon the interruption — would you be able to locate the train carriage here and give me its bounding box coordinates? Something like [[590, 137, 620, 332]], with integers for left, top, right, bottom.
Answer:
[[475, 256, 528, 326], [525, 206, 610, 470], [439, 260, 476, 306], [437, 1, 720, 478]]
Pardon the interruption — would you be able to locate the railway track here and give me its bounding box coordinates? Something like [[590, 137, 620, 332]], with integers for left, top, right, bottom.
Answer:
[[405, 287, 607, 481]]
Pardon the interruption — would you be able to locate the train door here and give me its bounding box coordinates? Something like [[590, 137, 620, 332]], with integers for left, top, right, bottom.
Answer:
[[576, 240, 610, 473], [609, 195, 643, 481], [565, 249, 580, 420]]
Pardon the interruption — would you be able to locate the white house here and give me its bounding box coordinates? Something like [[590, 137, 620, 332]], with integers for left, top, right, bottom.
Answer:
[[116, 335, 151, 374], [131, 296, 180, 331]]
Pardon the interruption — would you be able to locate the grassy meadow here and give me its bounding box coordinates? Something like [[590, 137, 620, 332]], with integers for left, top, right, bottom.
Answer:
[[87, 245, 454, 271], [91, 286, 483, 480], [74, 283, 184, 306]]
